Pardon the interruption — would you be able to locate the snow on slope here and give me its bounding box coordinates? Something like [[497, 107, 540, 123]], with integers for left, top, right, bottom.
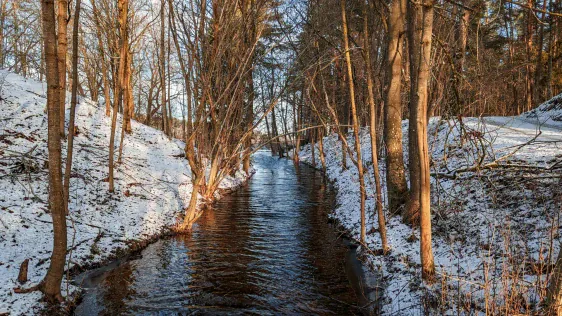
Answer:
[[0, 71, 251, 314], [297, 98, 562, 314]]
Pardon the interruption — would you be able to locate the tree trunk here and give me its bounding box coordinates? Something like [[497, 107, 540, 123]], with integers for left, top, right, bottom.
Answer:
[[405, 0, 422, 225], [546, 2, 555, 99], [92, 0, 111, 117], [63, 0, 81, 214], [534, 0, 548, 103], [409, 0, 436, 281], [117, 49, 131, 163], [160, 1, 168, 136], [363, 0, 388, 251], [341, 0, 367, 243], [109, 0, 129, 193], [40, 0, 66, 302], [524, 0, 535, 112], [0, 0, 6, 68], [310, 128, 316, 167], [318, 127, 326, 173], [384, 0, 409, 214], [127, 62, 134, 130], [57, 0, 68, 137], [124, 48, 133, 134], [294, 87, 303, 163], [243, 68, 254, 174]]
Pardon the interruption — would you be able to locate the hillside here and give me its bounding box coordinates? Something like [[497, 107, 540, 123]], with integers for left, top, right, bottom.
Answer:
[[0, 71, 251, 314], [297, 99, 562, 314]]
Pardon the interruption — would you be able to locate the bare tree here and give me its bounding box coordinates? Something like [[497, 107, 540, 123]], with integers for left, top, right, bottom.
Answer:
[[363, 0, 388, 252], [341, 0, 367, 243], [384, 0, 409, 214], [108, 0, 129, 193], [57, 0, 68, 136], [407, 0, 435, 280], [63, 0, 81, 214], [159, 0, 168, 136], [40, 0, 66, 302]]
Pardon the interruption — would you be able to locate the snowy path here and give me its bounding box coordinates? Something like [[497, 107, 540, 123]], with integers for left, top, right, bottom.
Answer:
[[483, 116, 562, 142]]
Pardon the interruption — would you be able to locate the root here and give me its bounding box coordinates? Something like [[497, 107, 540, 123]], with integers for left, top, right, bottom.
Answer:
[[171, 210, 203, 233]]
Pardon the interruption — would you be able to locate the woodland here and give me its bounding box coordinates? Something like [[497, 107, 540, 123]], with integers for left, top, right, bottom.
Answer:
[[1, 0, 562, 314]]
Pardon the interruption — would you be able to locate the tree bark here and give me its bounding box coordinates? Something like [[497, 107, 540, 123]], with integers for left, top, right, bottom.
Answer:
[[408, 0, 436, 281], [0, 0, 6, 68], [341, 0, 367, 243], [405, 0, 422, 225], [63, 0, 81, 214], [363, 0, 388, 251], [109, 0, 129, 193], [384, 0, 409, 214], [318, 127, 326, 173], [40, 0, 66, 302], [117, 49, 131, 163], [92, 0, 111, 117], [160, 1, 168, 136], [57, 0, 68, 137], [524, 0, 535, 113], [294, 86, 303, 163]]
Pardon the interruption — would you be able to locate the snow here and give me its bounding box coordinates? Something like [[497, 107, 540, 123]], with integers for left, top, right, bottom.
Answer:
[[295, 98, 562, 314], [0, 71, 252, 315]]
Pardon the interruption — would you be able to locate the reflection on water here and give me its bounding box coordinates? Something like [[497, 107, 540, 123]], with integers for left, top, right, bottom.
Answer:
[[75, 151, 380, 315]]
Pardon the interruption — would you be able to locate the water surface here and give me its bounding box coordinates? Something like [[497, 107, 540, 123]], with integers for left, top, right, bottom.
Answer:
[[75, 152, 380, 315]]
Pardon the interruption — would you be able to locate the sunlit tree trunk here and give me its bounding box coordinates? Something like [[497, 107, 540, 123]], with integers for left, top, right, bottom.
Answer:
[[408, 0, 435, 281], [384, 0, 409, 214], [117, 49, 132, 163], [534, 0, 548, 103], [40, 0, 66, 302], [341, 0, 367, 243], [524, 0, 535, 113], [318, 127, 326, 173], [57, 0, 68, 137], [109, 0, 129, 193], [92, 0, 111, 117]]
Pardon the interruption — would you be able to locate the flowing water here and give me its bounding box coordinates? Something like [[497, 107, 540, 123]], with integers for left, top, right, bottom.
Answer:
[[74, 151, 381, 315]]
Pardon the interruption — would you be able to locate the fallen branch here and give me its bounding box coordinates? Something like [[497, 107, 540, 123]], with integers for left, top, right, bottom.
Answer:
[[432, 131, 543, 179]]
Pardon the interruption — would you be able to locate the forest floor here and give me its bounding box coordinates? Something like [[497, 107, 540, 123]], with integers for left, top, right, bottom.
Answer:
[[0, 71, 252, 315], [296, 94, 562, 314]]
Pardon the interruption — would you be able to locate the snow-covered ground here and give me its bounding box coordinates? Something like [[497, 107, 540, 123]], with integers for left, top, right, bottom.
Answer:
[[0, 71, 252, 314], [297, 100, 562, 314]]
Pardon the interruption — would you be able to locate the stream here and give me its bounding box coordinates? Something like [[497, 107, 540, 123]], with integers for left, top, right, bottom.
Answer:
[[74, 151, 381, 315]]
